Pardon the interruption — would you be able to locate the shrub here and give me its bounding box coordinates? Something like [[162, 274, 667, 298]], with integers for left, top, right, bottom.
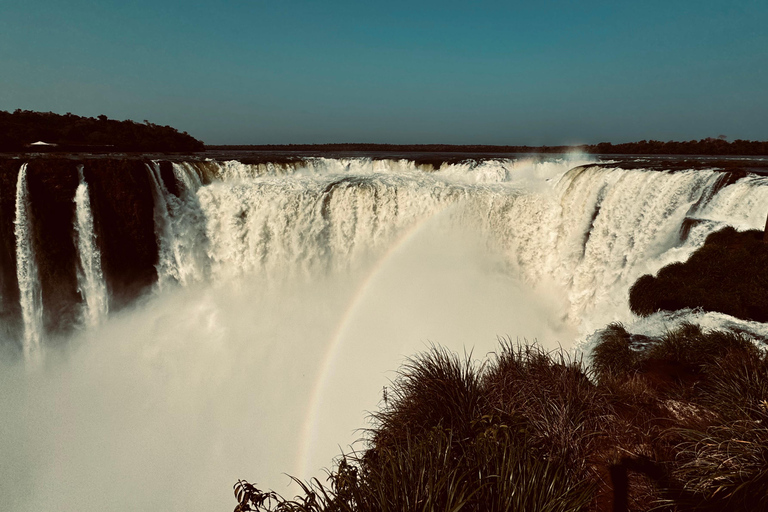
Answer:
[[482, 340, 607, 478], [590, 323, 642, 383], [628, 228, 768, 322], [370, 345, 485, 449], [669, 420, 768, 512]]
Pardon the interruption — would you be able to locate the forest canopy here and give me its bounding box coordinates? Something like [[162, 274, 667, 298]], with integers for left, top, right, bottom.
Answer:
[[589, 137, 768, 156], [0, 110, 205, 152]]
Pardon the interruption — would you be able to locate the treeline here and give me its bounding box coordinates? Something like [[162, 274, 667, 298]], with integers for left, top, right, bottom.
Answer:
[[590, 138, 768, 155], [0, 110, 204, 152], [206, 143, 574, 153], [209, 138, 768, 156]]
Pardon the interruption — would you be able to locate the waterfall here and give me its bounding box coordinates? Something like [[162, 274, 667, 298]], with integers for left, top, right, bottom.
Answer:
[[13, 163, 43, 362], [147, 162, 174, 288], [6, 155, 768, 512], [147, 162, 209, 287], [8, 156, 764, 340], [73, 165, 108, 327], [191, 159, 751, 330]]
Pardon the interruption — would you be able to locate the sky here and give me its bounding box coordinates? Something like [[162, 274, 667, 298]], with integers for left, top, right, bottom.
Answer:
[[0, 0, 766, 145]]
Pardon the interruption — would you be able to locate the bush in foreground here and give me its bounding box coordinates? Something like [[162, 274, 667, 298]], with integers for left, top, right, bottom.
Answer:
[[592, 323, 768, 511], [235, 325, 768, 512]]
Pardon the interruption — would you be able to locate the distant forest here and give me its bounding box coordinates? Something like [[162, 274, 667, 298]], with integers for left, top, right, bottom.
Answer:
[[210, 138, 768, 156], [2, 110, 766, 156], [0, 110, 205, 152], [589, 138, 768, 156]]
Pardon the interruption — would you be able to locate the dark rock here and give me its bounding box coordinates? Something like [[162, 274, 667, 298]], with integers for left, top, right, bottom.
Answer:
[[83, 159, 158, 310], [0, 159, 22, 340], [26, 159, 81, 333], [158, 160, 180, 197]]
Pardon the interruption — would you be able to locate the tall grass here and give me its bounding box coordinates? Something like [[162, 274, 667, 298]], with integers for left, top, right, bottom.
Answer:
[[235, 325, 768, 512], [235, 344, 596, 512], [669, 420, 768, 511], [370, 346, 484, 450], [482, 340, 609, 480], [591, 322, 768, 511], [590, 323, 641, 382]]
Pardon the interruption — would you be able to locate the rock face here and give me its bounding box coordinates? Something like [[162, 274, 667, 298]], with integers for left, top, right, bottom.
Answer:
[[26, 159, 81, 332], [0, 160, 22, 339], [82, 159, 158, 310], [0, 157, 159, 338]]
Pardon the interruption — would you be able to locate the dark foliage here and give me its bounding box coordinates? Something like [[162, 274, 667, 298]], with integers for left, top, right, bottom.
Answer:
[[591, 322, 757, 385], [235, 325, 768, 512], [235, 344, 597, 512], [0, 109, 204, 152], [629, 228, 768, 321], [592, 323, 768, 511], [589, 138, 768, 156], [369, 346, 485, 449], [590, 323, 642, 383], [481, 342, 608, 479], [205, 143, 577, 154]]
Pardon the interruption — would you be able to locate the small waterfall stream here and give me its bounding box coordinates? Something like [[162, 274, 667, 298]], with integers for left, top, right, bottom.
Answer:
[[13, 163, 43, 362], [74, 165, 108, 328]]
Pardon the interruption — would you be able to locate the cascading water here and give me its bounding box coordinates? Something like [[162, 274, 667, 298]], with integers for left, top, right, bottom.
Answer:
[[146, 162, 176, 288], [73, 165, 108, 328], [4, 154, 768, 512], [169, 158, 758, 332], [13, 163, 43, 362], [147, 162, 209, 286]]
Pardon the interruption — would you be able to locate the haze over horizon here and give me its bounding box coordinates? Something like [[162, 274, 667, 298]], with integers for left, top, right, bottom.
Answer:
[[1, 0, 765, 145]]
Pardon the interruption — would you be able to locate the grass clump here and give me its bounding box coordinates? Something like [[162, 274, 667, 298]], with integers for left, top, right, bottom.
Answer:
[[235, 344, 596, 512], [369, 346, 484, 449], [592, 323, 768, 511], [590, 323, 643, 382], [669, 419, 768, 511], [482, 341, 609, 480]]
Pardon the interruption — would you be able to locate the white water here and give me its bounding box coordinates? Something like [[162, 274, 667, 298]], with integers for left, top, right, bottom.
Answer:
[[13, 163, 43, 362], [73, 166, 108, 328], [147, 162, 209, 287], [4, 155, 768, 512], [157, 158, 756, 333]]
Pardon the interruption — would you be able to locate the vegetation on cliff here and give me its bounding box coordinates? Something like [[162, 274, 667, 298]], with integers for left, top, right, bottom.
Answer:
[[629, 227, 768, 322], [234, 324, 768, 512], [0, 110, 204, 152]]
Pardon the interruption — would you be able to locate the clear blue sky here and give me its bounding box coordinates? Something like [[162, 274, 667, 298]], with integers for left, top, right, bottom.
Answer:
[[1, 0, 765, 145]]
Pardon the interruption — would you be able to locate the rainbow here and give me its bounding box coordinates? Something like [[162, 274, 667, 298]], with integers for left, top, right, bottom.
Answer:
[[296, 209, 451, 478]]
